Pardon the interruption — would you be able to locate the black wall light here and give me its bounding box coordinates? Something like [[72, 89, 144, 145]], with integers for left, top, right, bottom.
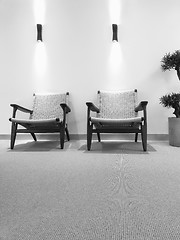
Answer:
[[37, 24, 43, 42], [112, 24, 118, 42]]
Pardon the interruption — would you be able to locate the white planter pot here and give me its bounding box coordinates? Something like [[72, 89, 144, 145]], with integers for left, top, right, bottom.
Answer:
[[168, 117, 180, 147]]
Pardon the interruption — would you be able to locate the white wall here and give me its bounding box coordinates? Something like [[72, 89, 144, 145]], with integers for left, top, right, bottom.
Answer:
[[0, 0, 180, 135]]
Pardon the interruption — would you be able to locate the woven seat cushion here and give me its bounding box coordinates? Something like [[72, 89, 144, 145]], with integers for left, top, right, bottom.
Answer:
[[10, 118, 60, 125], [91, 116, 143, 125]]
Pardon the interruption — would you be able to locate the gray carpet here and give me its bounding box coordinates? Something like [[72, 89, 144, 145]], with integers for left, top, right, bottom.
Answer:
[[0, 140, 180, 239]]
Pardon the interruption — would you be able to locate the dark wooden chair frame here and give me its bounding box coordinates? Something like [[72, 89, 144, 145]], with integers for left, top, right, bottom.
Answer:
[[86, 92, 148, 151], [9, 93, 71, 149]]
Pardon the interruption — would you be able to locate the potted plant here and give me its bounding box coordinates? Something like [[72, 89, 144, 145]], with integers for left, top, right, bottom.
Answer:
[[160, 50, 180, 146], [161, 50, 180, 80]]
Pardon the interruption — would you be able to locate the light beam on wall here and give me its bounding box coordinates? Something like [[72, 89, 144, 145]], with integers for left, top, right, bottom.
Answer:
[[108, 0, 124, 88], [109, 42, 122, 76], [108, 42, 126, 89], [109, 0, 121, 25], [34, 43, 47, 91], [34, 0, 45, 25], [34, 43, 47, 77], [33, 0, 47, 92]]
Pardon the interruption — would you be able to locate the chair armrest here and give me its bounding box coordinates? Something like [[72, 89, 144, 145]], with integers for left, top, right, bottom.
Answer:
[[86, 102, 100, 113], [10, 104, 33, 119], [10, 104, 33, 114], [86, 102, 99, 127], [60, 103, 71, 114], [135, 101, 148, 112]]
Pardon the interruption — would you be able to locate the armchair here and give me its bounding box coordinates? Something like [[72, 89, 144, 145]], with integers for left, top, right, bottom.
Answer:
[[86, 89, 148, 151], [9, 92, 71, 149]]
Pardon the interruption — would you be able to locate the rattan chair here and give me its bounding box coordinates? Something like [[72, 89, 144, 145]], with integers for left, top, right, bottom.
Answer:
[[9, 92, 71, 149], [86, 89, 148, 151]]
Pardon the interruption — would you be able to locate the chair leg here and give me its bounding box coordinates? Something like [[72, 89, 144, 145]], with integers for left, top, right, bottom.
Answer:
[[65, 126, 70, 141], [10, 123, 17, 149], [30, 133, 37, 141], [60, 125, 65, 149], [141, 125, 147, 151], [135, 133, 138, 142], [97, 132, 101, 142], [87, 124, 93, 151]]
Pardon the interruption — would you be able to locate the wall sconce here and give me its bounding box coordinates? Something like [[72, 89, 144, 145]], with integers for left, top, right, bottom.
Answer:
[[37, 24, 43, 42], [112, 24, 118, 42]]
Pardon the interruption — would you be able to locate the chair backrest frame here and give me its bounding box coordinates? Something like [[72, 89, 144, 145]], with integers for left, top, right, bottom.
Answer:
[[97, 89, 138, 119], [30, 92, 69, 120]]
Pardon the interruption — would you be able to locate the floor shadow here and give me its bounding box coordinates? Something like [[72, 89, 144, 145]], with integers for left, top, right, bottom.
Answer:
[[7, 141, 65, 152], [79, 141, 156, 154], [7, 140, 156, 154]]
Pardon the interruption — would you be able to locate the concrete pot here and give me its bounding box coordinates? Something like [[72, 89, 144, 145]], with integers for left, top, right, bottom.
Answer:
[[168, 117, 180, 147]]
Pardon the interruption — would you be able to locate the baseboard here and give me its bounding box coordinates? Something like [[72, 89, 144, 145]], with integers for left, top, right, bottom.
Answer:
[[0, 133, 168, 141]]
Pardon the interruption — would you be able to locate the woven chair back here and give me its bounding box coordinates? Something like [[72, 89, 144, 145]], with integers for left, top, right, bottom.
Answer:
[[30, 93, 68, 120], [97, 90, 138, 119]]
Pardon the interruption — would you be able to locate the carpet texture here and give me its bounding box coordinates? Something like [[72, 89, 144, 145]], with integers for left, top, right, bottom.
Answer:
[[0, 140, 180, 239]]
